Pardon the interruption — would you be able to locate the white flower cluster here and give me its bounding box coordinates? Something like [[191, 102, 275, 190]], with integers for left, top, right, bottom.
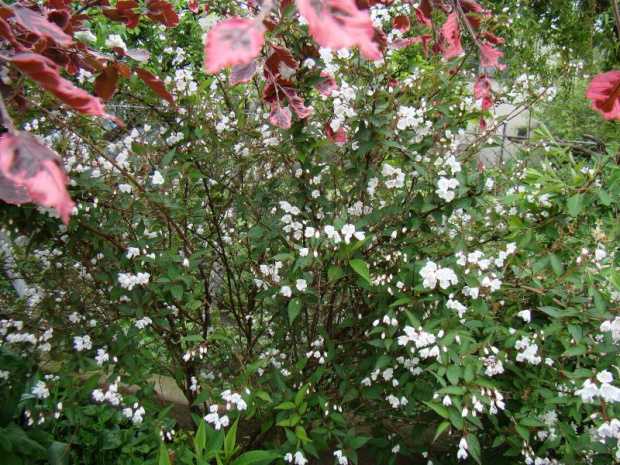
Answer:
[[92, 378, 123, 406], [601, 317, 620, 343], [596, 419, 620, 460], [122, 403, 146, 424], [284, 452, 308, 465], [74, 335, 92, 351], [436, 177, 459, 202], [386, 394, 409, 409], [32, 380, 50, 399], [204, 404, 230, 430], [536, 411, 558, 442], [515, 336, 541, 365], [574, 371, 620, 403], [95, 347, 110, 365], [457, 437, 468, 460], [333, 450, 348, 465], [135, 316, 152, 329], [104, 34, 127, 51], [330, 80, 357, 133], [395, 104, 432, 143], [397, 326, 439, 360], [420, 261, 458, 289], [381, 164, 405, 189], [221, 389, 248, 411], [118, 272, 150, 290]]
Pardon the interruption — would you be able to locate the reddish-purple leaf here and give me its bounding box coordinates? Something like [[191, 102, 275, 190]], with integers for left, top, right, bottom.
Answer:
[[125, 49, 151, 62], [145, 0, 179, 28], [188, 0, 200, 13], [270, 105, 292, 129], [268, 43, 299, 70], [460, 0, 490, 15], [10, 53, 110, 117], [415, 0, 433, 26], [296, 0, 381, 60], [482, 31, 504, 44], [0, 132, 74, 224], [0, 17, 20, 48], [586, 71, 620, 121], [478, 116, 487, 131], [393, 14, 410, 33], [133, 67, 177, 108], [479, 42, 505, 70], [94, 66, 118, 101], [326, 122, 346, 142], [474, 74, 493, 110], [0, 173, 31, 205], [12, 5, 73, 46], [442, 12, 462, 60], [390, 38, 412, 49], [281, 86, 313, 119], [372, 27, 388, 54], [314, 72, 338, 96], [229, 60, 258, 85], [205, 18, 265, 74]]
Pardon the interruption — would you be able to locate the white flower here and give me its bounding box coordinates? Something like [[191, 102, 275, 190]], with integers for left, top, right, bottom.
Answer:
[[32, 381, 49, 399], [152, 170, 165, 185], [517, 310, 531, 323], [74, 335, 92, 351], [280, 286, 292, 297], [574, 379, 599, 403], [442, 395, 452, 406], [597, 370, 614, 384], [104, 33, 127, 51], [295, 279, 307, 292]]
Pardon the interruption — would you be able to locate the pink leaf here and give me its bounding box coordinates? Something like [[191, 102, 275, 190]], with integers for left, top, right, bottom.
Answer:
[[295, 0, 381, 60], [229, 60, 258, 85], [326, 122, 347, 142], [390, 37, 413, 49], [125, 49, 152, 62], [314, 72, 338, 96], [442, 12, 462, 60], [270, 105, 292, 129], [205, 18, 265, 74], [585, 71, 620, 121], [393, 14, 410, 33], [0, 132, 74, 224], [474, 74, 493, 110], [281, 86, 313, 119], [479, 42, 505, 70]]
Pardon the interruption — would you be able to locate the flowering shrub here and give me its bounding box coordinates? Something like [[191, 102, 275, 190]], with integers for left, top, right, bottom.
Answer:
[[0, 0, 619, 464]]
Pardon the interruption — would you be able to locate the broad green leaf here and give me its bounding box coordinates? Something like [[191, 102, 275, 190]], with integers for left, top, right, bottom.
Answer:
[[466, 434, 482, 465], [349, 259, 371, 284], [288, 298, 302, 324], [231, 450, 280, 465]]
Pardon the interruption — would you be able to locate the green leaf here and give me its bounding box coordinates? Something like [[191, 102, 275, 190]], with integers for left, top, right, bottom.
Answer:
[[275, 402, 297, 410], [328, 266, 343, 282], [224, 418, 238, 455], [549, 254, 564, 276], [158, 442, 172, 465], [519, 418, 546, 427], [433, 421, 451, 443], [349, 259, 371, 285], [47, 441, 69, 465], [171, 284, 184, 300], [424, 402, 449, 419], [567, 194, 584, 217], [294, 384, 308, 407], [231, 450, 280, 465], [288, 298, 302, 324], [467, 434, 482, 465], [194, 421, 206, 458], [349, 436, 370, 450]]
